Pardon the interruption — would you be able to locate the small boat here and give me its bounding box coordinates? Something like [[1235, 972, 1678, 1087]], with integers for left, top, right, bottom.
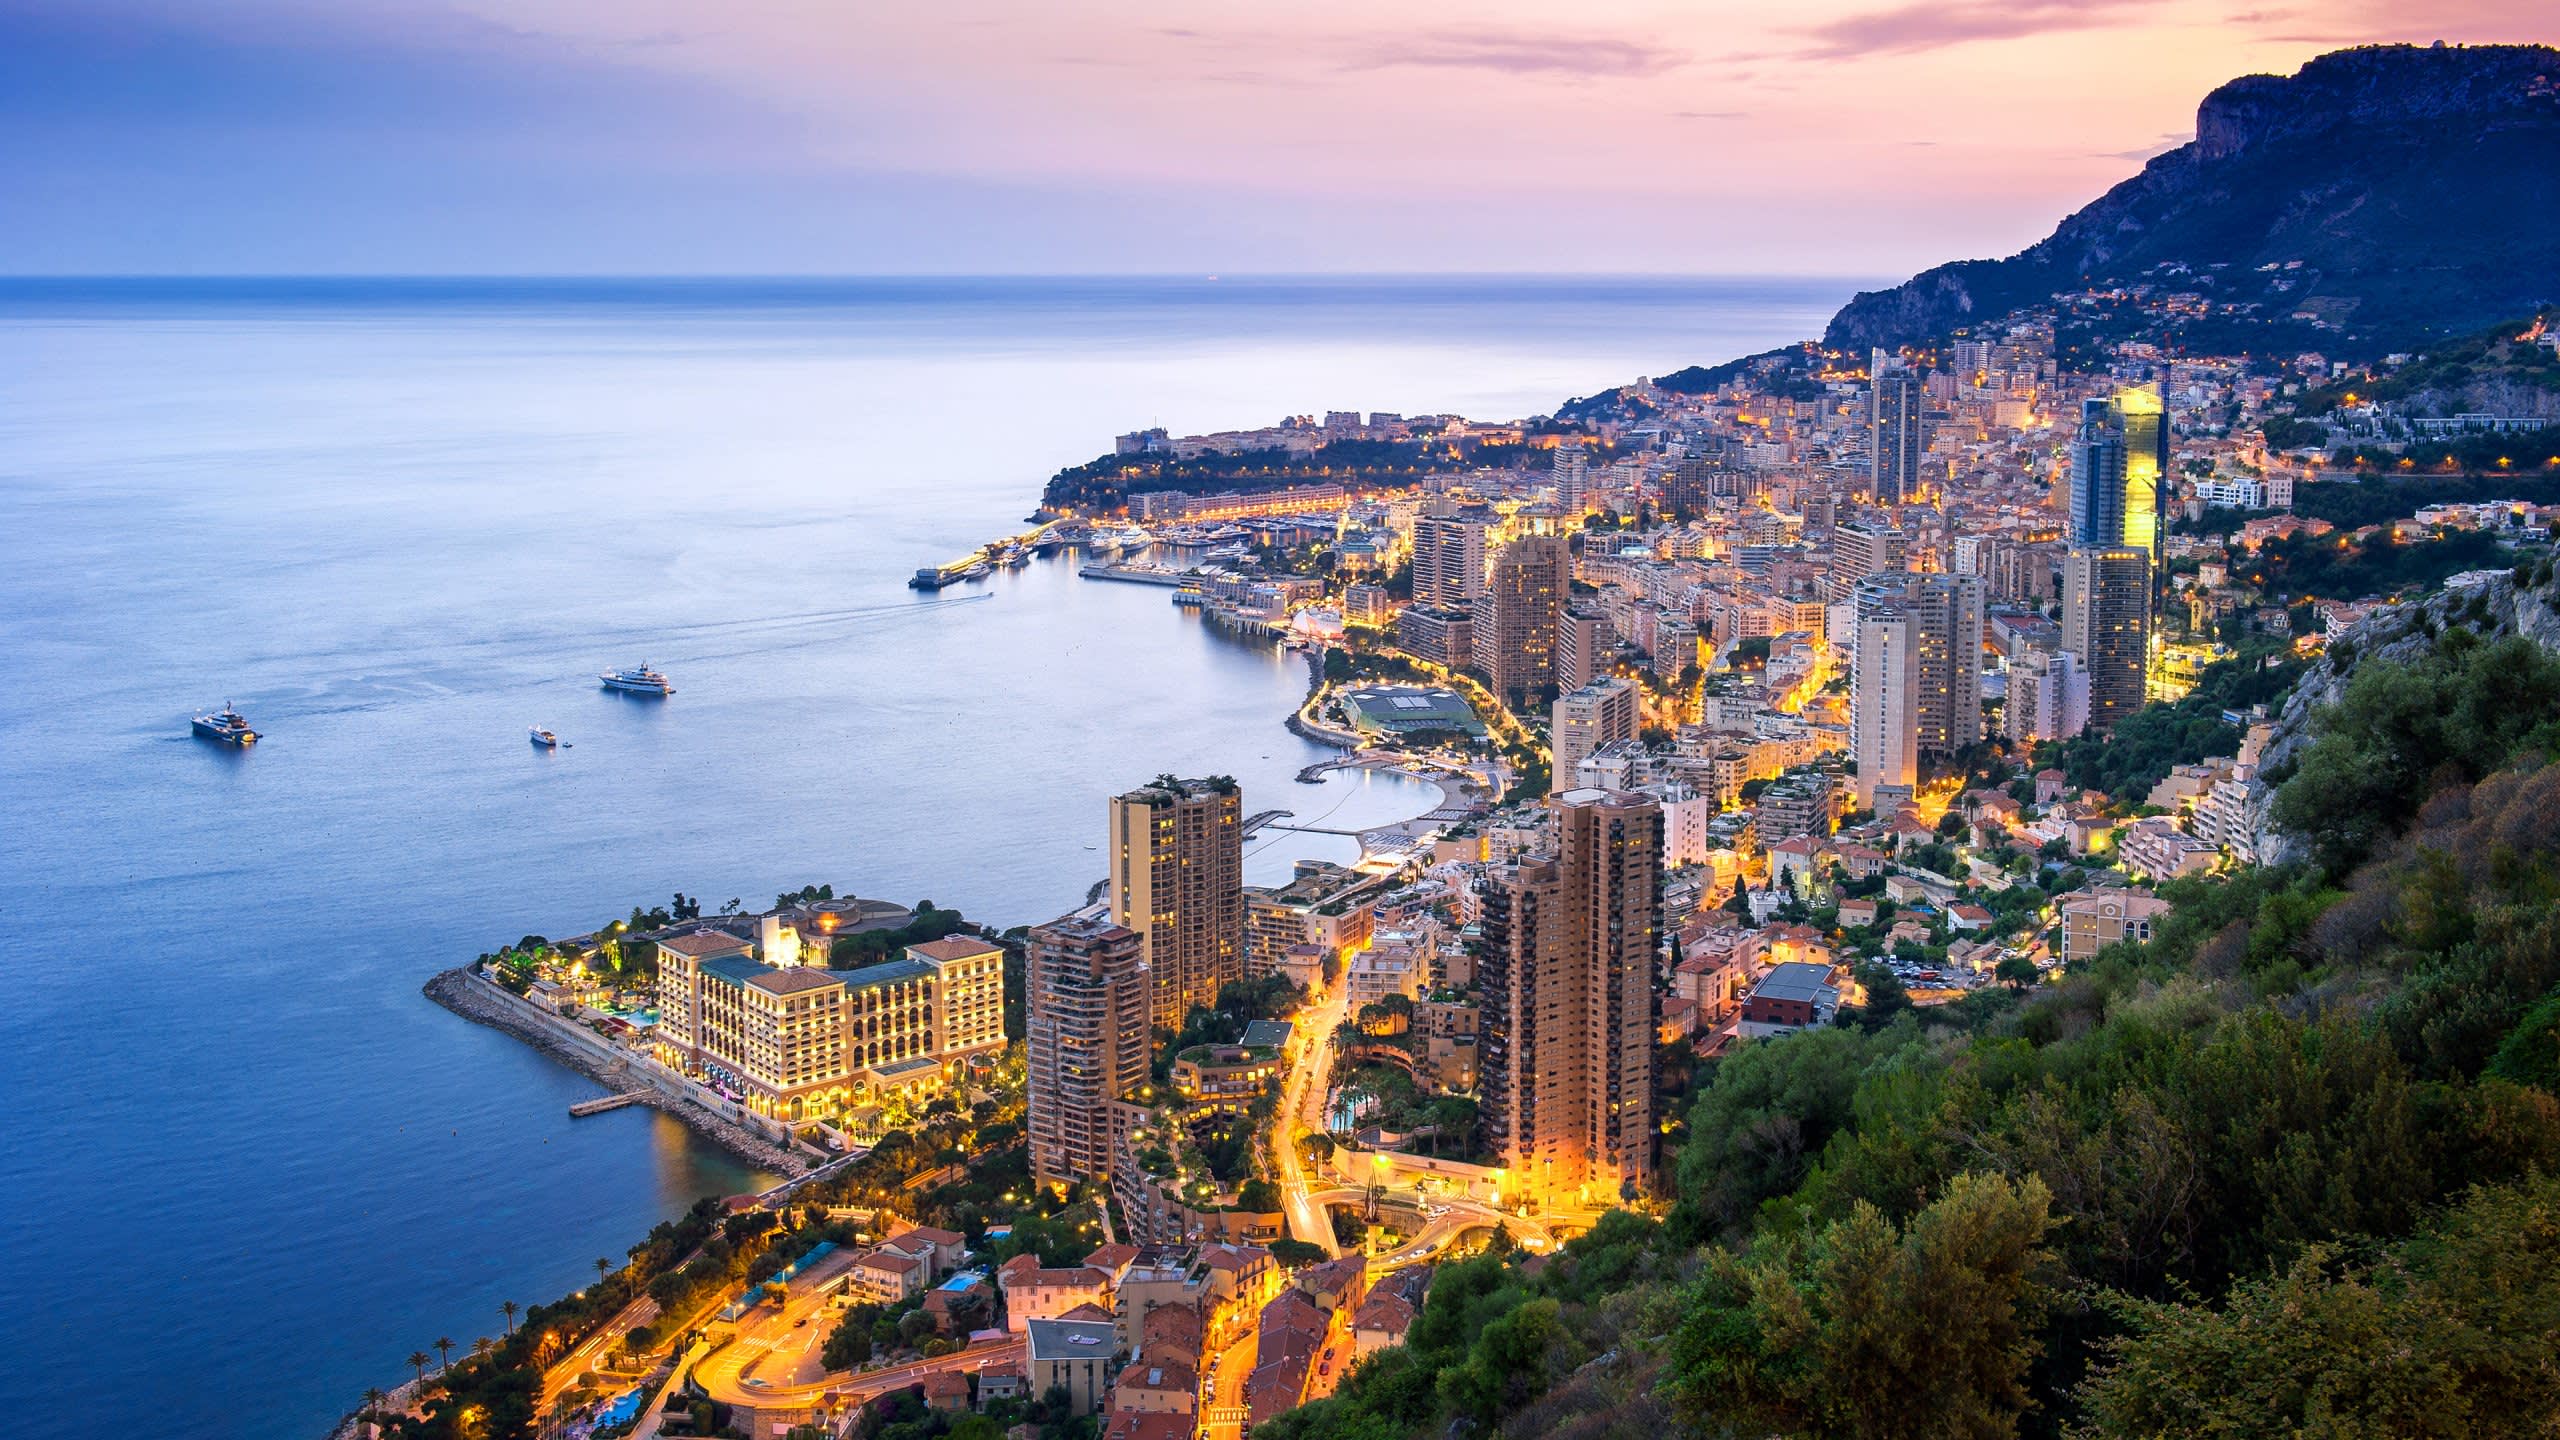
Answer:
[[192, 703, 258, 747], [600, 663, 673, 696], [530, 727, 560, 749]]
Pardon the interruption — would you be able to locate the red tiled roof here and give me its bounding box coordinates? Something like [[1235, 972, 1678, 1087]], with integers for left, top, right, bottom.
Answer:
[[1102, 1412, 1196, 1440], [659, 932, 752, 957]]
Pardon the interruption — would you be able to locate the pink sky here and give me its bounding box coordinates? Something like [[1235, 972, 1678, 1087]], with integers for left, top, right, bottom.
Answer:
[[4, 0, 2548, 272]]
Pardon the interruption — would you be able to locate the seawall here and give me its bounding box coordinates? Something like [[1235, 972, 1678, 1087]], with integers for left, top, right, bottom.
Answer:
[[422, 967, 807, 1176]]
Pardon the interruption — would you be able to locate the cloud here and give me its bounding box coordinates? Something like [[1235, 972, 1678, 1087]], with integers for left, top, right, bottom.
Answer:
[[1672, 109, 1746, 120], [0, 0, 787, 153], [2096, 131, 2194, 161], [1344, 30, 1688, 78], [1789, 0, 2167, 60]]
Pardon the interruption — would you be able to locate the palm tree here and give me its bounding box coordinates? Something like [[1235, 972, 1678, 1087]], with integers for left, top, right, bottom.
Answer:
[[362, 1385, 386, 1434], [473, 1336, 497, 1361], [434, 1336, 455, 1372], [500, 1300, 520, 1336], [594, 1257, 614, 1286], [406, 1352, 430, 1390]]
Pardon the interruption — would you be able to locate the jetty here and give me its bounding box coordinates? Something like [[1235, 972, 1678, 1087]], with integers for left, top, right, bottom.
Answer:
[[568, 1091, 651, 1118], [910, 520, 1063, 589]]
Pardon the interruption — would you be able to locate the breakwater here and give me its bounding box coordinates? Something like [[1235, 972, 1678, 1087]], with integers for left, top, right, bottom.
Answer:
[[422, 968, 807, 1176]]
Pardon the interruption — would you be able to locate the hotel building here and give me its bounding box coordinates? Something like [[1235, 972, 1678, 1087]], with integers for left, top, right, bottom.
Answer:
[[653, 932, 1006, 1122]]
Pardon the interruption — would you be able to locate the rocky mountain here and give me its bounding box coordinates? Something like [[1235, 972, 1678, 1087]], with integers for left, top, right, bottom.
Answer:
[[2251, 561, 2560, 864], [1825, 43, 2560, 356]]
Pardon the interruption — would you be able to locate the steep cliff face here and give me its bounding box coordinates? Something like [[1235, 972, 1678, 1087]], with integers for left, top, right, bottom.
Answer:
[[1824, 44, 2560, 355], [2250, 567, 2560, 864]]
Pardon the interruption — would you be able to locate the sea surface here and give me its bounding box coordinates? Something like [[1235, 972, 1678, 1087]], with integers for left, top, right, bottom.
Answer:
[[0, 274, 1852, 1438]]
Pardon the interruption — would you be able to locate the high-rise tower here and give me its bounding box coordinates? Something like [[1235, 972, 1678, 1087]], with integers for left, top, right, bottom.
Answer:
[[1851, 602, 1918, 810], [2063, 548, 2151, 734], [1411, 502, 1488, 609], [1907, 573, 1985, 759], [1868, 352, 1923, 505], [1478, 789, 1661, 1203], [1108, 776, 1244, 1030], [1025, 914, 1151, 1189], [2068, 384, 2167, 567], [1483, 534, 1570, 706]]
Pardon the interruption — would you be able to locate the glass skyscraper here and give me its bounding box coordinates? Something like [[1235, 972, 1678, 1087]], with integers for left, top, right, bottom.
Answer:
[[2067, 383, 2167, 564]]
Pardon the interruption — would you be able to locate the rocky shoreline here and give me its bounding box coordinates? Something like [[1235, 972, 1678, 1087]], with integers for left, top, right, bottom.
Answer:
[[422, 967, 808, 1176]]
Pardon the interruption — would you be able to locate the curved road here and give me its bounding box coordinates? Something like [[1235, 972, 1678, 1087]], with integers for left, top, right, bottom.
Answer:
[[692, 1318, 1022, 1414], [1274, 976, 1356, 1259]]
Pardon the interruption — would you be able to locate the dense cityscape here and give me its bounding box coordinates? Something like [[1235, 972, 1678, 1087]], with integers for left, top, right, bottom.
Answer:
[[352, 61, 2560, 1432], [24, 17, 2551, 1440]]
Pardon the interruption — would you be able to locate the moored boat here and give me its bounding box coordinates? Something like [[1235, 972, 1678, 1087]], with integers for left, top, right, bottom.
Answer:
[[530, 727, 560, 748]]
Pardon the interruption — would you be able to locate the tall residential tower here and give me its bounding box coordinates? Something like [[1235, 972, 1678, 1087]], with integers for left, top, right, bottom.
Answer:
[[1868, 352, 1923, 505], [1483, 534, 1570, 706], [2063, 548, 2151, 734], [1108, 776, 1245, 1030], [1025, 915, 1152, 1189], [1478, 789, 1662, 1203]]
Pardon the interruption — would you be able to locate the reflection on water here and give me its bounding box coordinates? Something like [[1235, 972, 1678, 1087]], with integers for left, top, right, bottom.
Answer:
[[649, 1111, 785, 1197]]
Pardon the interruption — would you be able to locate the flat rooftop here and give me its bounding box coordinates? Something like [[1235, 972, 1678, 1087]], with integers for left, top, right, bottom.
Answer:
[[1025, 1317, 1119, 1362]]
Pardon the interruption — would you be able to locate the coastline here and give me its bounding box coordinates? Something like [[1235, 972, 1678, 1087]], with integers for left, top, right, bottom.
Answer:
[[422, 968, 807, 1177]]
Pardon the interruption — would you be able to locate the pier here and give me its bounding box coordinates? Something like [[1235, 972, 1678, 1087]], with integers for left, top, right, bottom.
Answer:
[[567, 1091, 652, 1118], [910, 520, 1063, 589]]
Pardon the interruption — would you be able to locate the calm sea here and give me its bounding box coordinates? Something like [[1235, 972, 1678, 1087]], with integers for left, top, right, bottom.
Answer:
[[0, 275, 1850, 1438]]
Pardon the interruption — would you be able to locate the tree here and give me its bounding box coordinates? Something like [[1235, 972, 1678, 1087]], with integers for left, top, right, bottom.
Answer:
[[1849, 963, 1911, 1027], [1667, 1172, 2059, 1440], [1677, 1022, 1917, 1238], [2273, 633, 2560, 875], [433, 1337, 454, 1373], [2075, 1171, 2560, 1439], [406, 1352, 429, 1390], [1995, 956, 2040, 991], [500, 1299, 520, 1335], [595, 1257, 614, 1286], [823, 1304, 881, 1370], [1270, 1238, 1329, 1268], [1436, 1296, 1570, 1424]]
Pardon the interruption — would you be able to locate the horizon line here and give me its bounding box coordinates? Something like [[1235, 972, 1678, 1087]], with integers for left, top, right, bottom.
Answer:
[[0, 269, 1892, 284]]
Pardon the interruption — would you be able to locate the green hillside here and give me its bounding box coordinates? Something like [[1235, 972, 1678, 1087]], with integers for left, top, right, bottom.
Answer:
[[1267, 617, 2560, 1440]]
